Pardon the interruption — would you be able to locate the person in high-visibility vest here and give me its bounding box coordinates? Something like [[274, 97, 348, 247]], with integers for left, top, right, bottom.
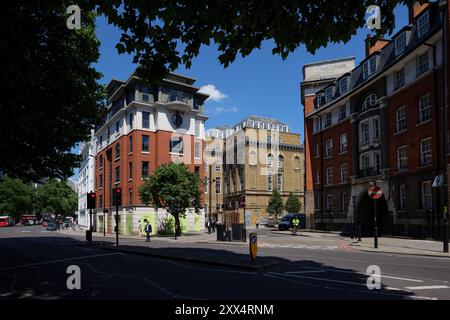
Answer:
[[292, 217, 300, 233]]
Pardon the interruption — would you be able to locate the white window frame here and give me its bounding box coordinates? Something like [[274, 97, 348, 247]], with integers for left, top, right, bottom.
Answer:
[[326, 194, 334, 211], [417, 51, 429, 77], [362, 94, 377, 110], [397, 145, 408, 171], [277, 173, 283, 191], [326, 167, 333, 185], [395, 32, 406, 56], [373, 117, 380, 141], [363, 56, 377, 79], [360, 121, 370, 145], [325, 86, 333, 102], [325, 112, 332, 127], [419, 94, 431, 123], [420, 137, 432, 166], [339, 133, 347, 153], [267, 174, 273, 191], [325, 139, 333, 158], [417, 11, 430, 39], [396, 106, 407, 132], [421, 181, 432, 209], [316, 144, 320, 158], [339, 105, 347, 120], [394, 68, 405, 89], [340, 163, 348, 183], [316, 170, 321, 184], [339, 77, 348, 95]]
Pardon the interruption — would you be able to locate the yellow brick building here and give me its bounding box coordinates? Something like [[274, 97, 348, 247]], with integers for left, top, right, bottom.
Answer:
[[205, 116, 304, 227]]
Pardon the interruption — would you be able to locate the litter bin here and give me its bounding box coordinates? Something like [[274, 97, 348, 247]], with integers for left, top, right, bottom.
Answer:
[[86, 230, 92, 244], [216, 224, 225, 241], [225, 230, 232, 242]]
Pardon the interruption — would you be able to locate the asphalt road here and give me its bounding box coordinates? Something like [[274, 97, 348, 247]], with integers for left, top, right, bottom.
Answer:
[[1, 225, 450, 300]]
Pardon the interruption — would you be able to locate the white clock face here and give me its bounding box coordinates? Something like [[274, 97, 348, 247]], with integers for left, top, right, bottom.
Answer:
[[172, 114, 183, 128]]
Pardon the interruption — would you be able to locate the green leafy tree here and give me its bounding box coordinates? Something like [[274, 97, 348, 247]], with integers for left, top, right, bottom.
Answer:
[[0, 1, 104, 181], [36, 180, 78, 217], [285, 193, 302, 213], [267, 189, 284, 223], [0, 177, 34, 221], [88, 0, 414, 82], [139, 163, 202, 237]]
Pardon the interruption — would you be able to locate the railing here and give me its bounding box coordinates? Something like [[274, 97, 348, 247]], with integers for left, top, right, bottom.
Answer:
[[358, 167, 380, 178]]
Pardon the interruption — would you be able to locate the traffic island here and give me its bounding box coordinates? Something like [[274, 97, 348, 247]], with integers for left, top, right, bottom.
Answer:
[[102, 245, 280, 270]]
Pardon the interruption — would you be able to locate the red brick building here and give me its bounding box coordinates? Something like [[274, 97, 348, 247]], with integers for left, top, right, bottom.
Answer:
[[93, 72, 208, 235], [302, 2, 448, 238]]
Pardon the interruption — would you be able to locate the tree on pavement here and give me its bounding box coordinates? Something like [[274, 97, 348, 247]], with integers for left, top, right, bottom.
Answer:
[[0, 1, 104, 182], [35, 180, 78, 217], [267, 189, 284, 224], [0, 177, 34, 221], [139, 163, 202, 237], [285, 192, 302, 213]]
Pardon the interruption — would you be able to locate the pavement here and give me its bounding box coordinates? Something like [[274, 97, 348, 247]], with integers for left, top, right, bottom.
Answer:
[[2, 225, 450, 300]]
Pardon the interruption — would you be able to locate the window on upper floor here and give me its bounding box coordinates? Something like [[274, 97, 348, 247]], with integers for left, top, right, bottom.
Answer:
[[362, 94, 377, 111], [129, 112, 134, 129], [314, 118, 321, 133], [339, 133, 348, 153], [396, 106, 407, 132], [326, 194, 334, 211], [339, 105, 347, 121], [417, 52, 429, 77], [417, 10, 430, 39], [373, 117, 380, 141], [115, 143, 120, 160], [142, 111, 150, 129], [421, 180, 432, 209], [420, 137, 432, 166], [194, 142, 201, 159], [363, 56, 377, 79], [267, 154, 274, 167], [419, 94, 431, 123], [325, 138, 333, 158], [360, 121, 370, 145], [397, 145, 408, 171], [395, 32, 406, 56], [142, 135, 149, 153], [316, 170, 321, 184], [115, 121, 120, 133], [326, 167, 333, 185], [340, 163, 348, 183], [170, 137, 184, 155], [325, 112, 332, 127], [294, 156, 301, 170], [129, 135, 133, 154], [325, 87, 333, 102], [316, 143, 320, 158], [339, 77, 348, 95], [278, 155, 284, 169], [394, 68, 405, 90], [361, 153, 370, 170]]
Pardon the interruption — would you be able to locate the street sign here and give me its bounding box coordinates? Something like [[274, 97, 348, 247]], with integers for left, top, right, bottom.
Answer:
[[249, 233, 257, 262], [368, 186, 383, 200]]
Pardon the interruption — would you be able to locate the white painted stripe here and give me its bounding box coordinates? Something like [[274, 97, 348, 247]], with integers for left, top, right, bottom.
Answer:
[[20, 231, 31, 233], [268, 272, 369, 287], [370, 274, 423, 283], [405, 285, 449, 290], [0, 253, 122, 272], [285, 270, 326, 274]]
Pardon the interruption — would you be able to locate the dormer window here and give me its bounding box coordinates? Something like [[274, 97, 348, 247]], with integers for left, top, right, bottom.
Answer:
[[325, 87, 333, 102], [395, 32, 406, 56], [316, 93, 323, 108], [363, 56, 377, 79], [417, 10, 430, 39], [339, 77, 348, 95], [362, 94, 378, 111]]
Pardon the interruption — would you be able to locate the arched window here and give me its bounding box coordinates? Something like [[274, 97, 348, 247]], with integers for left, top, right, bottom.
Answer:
[[294, 156, 301, 170], [170, 137, 184, 154], [362, 94, 378, 111], [115, 143, 120, 159], [267, 154, 273, 167], [277, 173, 283, 191], [278, 155, 284, 169]]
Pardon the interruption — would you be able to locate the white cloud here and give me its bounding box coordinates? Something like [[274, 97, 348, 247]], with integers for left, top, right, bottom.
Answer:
[[199, 84, 228, 102], [209, 106, 238, 115]]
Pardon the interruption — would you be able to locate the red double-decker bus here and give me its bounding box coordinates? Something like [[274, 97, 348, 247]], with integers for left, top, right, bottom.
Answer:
[[0, 216, 14, 227], [20, 214, 38, 225]]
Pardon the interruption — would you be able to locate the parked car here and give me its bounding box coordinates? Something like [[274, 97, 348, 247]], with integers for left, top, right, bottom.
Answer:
[[46, 223, 58, 231], [42, 221, 48, 227], [278, 213, 306, 231]]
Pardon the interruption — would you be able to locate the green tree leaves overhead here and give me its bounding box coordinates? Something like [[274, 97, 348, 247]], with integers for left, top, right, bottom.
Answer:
[[285, 192, 302, 213], [0, 1, 105, 181], [139, 163, 202, 237], [90, 0, 415, 82]]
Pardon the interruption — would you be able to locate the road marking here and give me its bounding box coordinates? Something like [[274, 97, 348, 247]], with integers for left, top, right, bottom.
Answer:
[[405, 285, 450, 290], [304, 267, 424, 283], [0, 253, 122, 272], [20, 231, 31, 233], [268, 271, 370, 288], [285, 270, 326, 274]]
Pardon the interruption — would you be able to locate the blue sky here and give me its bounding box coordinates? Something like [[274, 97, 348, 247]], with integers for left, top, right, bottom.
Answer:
[[72, 5, 409, 180]]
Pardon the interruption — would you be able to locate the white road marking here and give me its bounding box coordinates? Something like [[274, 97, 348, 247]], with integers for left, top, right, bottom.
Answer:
[[405, 285, 450, 290], [20, 231, 31, 233], [285, 270, 326, 274], [0, 253, 123, 272]]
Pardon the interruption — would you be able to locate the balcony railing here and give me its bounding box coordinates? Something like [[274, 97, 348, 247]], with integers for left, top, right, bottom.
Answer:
[[358, 167, 380, 178]]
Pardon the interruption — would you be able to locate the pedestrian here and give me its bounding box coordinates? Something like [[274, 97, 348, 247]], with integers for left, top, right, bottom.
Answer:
[[207, 218, 211, 234], [144, 221, 152, 242], [256, 219, 260, 229], [212, 217, 216, 233], [138, 220, 142, 236]]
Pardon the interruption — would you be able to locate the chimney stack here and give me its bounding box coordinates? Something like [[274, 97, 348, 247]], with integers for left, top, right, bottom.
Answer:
[[365, 35, 390, 57], [408, 1, 430, 24]]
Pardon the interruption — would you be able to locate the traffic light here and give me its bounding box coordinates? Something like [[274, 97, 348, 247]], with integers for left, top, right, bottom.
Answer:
[[87, 192, 96, 209], [113, 187, 122, 206]]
